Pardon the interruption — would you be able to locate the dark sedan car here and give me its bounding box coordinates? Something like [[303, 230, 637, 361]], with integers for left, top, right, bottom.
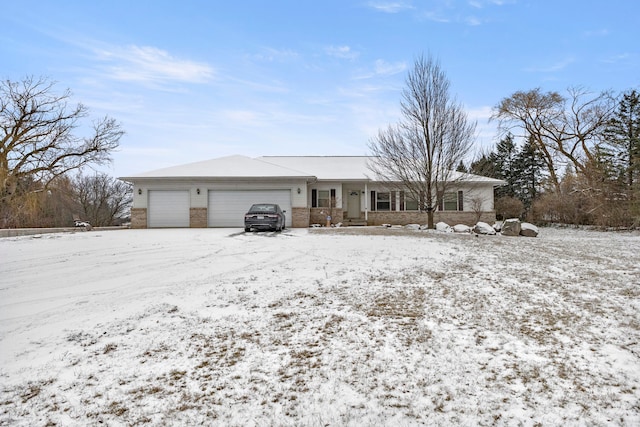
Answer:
[[244, 203, 286, 232]]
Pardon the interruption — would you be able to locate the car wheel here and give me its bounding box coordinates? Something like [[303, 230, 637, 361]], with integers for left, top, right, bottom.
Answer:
[[245, 227, 250, 232]]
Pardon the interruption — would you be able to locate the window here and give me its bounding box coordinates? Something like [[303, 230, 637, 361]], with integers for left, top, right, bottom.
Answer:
[[312, 188, 334, 208], [402, 191, 419, 211], [441, 191, 464, 211], [318, 190, 330, 208], [376, 192, 391, 211], [372, 190, 420, 211], [370, 191, 391, 211]]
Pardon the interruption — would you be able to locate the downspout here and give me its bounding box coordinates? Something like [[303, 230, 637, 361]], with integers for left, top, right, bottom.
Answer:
[[364, 181, 368, 222]]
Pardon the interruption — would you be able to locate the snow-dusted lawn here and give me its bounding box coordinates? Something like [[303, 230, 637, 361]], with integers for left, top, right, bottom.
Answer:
[[1, 226, 639, 426]]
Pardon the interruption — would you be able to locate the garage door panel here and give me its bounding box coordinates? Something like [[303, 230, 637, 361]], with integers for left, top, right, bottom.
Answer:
[[148, 190, 190, 228], [208, 190, 292, 227]]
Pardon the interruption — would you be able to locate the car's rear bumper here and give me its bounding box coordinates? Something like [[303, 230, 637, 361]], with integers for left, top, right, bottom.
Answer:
[[245, 220, 278, 229]]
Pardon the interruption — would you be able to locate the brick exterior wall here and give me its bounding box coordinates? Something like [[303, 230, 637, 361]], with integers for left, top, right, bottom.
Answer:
[[434, 211, 497, 226], [291, 207, 310, 228], [131, 203, 495, 229], [366, 211, 497, 226], [309, 208, 343, 226], [190, 208, 208, 228], [131, 208, 147, 229]]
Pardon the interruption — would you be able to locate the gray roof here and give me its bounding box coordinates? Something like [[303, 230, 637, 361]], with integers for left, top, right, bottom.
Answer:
[[258, 156, 373, 180], [121, 155, 506, 185], [120, 155, 313, 179]]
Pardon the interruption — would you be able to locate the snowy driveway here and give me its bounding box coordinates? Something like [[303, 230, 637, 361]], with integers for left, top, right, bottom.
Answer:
[[1, 227, 639, 425]]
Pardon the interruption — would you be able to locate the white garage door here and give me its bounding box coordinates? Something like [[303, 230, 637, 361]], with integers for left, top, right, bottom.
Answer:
[[208, 190, 292, 227], [148, 190, 190, 228]]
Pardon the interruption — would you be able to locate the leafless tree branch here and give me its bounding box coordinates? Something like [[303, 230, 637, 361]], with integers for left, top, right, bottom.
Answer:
[[368, 54, 476, 228]]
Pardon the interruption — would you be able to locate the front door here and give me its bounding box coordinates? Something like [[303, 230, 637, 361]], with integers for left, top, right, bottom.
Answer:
[[347, 190, 361, 219]]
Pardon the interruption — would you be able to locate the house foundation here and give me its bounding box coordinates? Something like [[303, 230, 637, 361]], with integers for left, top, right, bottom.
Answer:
[[190, 208, 208, 228], [131, 208, 147, 229]]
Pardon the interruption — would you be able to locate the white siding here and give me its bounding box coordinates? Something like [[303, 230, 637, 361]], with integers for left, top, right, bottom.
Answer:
[[148, 190, 190, 228], [208, 190, 292, 227]]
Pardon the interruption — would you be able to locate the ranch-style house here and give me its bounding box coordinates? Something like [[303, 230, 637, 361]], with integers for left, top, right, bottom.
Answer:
[[120, 155, 505, 229]]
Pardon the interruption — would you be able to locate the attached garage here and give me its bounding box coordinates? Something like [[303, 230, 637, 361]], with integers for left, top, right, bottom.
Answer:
[[148, 190, 190, 228], [208, 190, 292, 227]]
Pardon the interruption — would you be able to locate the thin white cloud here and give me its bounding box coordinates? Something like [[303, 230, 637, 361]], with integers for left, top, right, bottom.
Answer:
[[374, 59, 407, 76], [250, 47, 300, 62], [525, 57, 575, 73], [422, 10, 451, 23], [367, 1, 414, 13], [325, 45, 360, 60], [225, 75, 290, 94], [583, 28, 609, 38], [466, 105, 493, 124], [221, 107, 335, 130], [465, 15, 483, 26], [476, 0, 515, 6], [95, 45, 214, 84], [602, 52, 635, 64], [223, 109, 263, 124], [353, 59, 407, 80], [418, 0, 513, 25]]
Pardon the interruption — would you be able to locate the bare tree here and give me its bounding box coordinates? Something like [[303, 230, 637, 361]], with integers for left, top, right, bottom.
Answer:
[[368, 54, 476, 228], [1, 76, 124, 216], [491, 87, 616, 192], [74, 173, 132, 226]]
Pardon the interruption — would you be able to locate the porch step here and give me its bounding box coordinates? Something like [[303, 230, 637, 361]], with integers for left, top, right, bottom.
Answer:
[[343, 219, 368, 226]]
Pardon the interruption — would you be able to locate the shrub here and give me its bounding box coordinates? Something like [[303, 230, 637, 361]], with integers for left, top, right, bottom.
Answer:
[[494, 196, 524, 220]]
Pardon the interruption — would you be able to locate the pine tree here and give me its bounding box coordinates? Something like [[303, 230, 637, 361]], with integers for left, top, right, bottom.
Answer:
[[470, 154, 496, 178], [493, 133, 518, 198], [604, 90, 640, 189], [512, 135, 545, 210]]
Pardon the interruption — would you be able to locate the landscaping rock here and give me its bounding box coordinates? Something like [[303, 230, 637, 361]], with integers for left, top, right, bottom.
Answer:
[[501, 218, 521, 236], [520, 222, 539, 237], [474, 221, 496, 235], [405, 223, 421, 230], [453, 224, 471, 233], [435, 222, 452, 232]]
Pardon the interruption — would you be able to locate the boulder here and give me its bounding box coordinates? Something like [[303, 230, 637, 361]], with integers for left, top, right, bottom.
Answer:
[[405, 223, 421, 230], [520, 222, 539, 237], [474, 221, 496, 235], [501, 218, 521, 236], [453, 224, 471, 233], [435, 222, 452, 232]]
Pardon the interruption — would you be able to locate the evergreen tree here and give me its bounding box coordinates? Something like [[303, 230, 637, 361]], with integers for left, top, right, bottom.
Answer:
[[512, 135, 545, 209], [470, 154, 496, 178], [493, 133, 519, 198], [603, 89, 640, 190]]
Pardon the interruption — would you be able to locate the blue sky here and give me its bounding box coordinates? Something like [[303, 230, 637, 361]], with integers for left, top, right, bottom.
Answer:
[[3, 0, 638, 177]]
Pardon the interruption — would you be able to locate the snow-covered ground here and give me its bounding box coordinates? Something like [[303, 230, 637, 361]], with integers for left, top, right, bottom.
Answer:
[[1, 226, 639, 426]]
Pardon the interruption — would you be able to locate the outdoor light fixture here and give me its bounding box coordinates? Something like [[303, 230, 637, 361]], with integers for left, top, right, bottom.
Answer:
[[197, 188, 200, 195], [138, 188, 142, 195], [297, 188, 301, 194]]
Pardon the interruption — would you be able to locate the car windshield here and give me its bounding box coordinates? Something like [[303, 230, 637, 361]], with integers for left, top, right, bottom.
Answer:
[[249, 204, 277, 213]]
